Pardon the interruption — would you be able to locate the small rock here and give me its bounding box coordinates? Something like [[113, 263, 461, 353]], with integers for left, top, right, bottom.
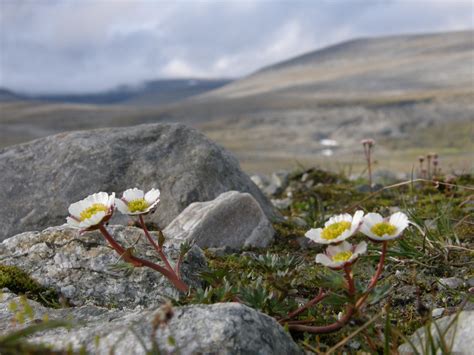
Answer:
[[466, 277, 474, 288], [164, 191, 275, 250], [271, 197, 292, 210], [432, 308, 444, 318], [271, 171, 290, 191], [439, 277, 463, 289], [398, 311, 474, 353], [251, 174, 270, 191], [0, 292, 302, 354]]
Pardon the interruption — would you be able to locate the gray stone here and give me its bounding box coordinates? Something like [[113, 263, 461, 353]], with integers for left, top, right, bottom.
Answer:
[[439, 277, 463, 289], [466, 277, 474, 287], [271, 197, 292, 210], [398, 311, 474, 354], [0, 291, 302, 355], [0, 123, 277, 241], [164, 191, 274, 249], [0, 225, 206, 309], [270, 171, 290, 192], [432, 308, 444, 318], [250, 174, 270, 191]]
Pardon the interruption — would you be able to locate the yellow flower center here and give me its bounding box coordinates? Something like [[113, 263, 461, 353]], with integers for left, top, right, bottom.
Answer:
[[128, 199, 149, 213], [371, 222, 397, 237], [332, 251, 353, 262], [321, 221, 351, 240], [80, 203, 108, 221]]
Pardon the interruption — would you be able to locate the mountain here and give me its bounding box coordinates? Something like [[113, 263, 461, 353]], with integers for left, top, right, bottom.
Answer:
[[0, 88, 25, 102], [16, 79, 232, 106], [1, 30, 473, 173], [206, 30, 472, 99]]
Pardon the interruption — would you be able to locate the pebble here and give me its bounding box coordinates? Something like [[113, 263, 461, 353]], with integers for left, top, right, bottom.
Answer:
[[432, 308, 444, 318], [439, 277, 463, 289]]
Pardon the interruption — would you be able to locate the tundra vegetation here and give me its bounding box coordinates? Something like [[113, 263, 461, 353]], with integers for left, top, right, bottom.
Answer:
[[1, 159, 473, 353]]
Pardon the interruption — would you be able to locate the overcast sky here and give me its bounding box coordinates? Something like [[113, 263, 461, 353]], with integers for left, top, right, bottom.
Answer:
[[0, 0, 472, 94]]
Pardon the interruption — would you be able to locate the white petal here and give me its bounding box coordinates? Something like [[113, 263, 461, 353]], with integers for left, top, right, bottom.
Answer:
[[315, 254, 334, 267], [331, 229, 353, 243], [390, 212, 409, 232], [91, 192, 108, 205], [351, 210, 364, 230], [364, 213, 384, 226], [68, 201, 83, 218], [107, 192, 116, 208], [305, 228, 322, 242], [327, 241, 352, 256], [354, 241, 368, 256], [123, 188, 144, 202], [81, 211, 106, 228], [115, 198, 130, 214], [144, 188, 160, 204], [325, 213, 352, 227], [66, 216, 80, 228]]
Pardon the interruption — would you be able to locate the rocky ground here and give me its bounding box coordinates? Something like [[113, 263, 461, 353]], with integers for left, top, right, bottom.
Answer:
[[0, 123, 473, 354]]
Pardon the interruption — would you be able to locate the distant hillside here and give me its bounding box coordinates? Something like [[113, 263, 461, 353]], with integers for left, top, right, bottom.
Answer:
[[20, 79, 232, 106], [205, 30, 473, 99], [0, 88, 24, 102], [1, 30, 473, 173]]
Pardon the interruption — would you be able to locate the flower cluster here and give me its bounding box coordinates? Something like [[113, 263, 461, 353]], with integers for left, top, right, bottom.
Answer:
[[66, 188, 160, 231], [66, 188, 188, 293], [306, 210, 409, 269]]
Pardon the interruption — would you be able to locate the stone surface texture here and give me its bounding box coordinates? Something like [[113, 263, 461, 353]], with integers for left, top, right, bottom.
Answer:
[[0, 291, 302, 355], [164, 191, 275, 249], [0, 225, 206, 308], [398, 310, 474, 354], [0, 123, 277, 241]]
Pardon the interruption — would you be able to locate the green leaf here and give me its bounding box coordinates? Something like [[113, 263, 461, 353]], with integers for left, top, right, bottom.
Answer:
[[367, 282, 392, 305]]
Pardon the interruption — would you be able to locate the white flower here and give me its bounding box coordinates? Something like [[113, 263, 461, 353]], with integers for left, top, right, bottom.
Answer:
[[316, 241, 367, 269], [66, 192, 115, 230], [115, 188, 160, 215], [305, 210, 364, 244], [360, 212, 409, 241]]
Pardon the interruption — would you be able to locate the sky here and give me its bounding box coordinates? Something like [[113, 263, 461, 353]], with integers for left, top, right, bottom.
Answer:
[[0, 0, 472, 94]]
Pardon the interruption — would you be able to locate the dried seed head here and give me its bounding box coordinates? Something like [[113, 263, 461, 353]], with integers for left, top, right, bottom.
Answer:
[[152, 302, 174, 330], [418, 156, 425, 163]]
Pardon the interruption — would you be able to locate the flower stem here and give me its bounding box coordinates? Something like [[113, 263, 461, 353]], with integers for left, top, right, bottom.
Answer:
[[138, 215, 175, 274], [279, 289, 326, 323], [355, 241, 387, 309], [98, 224, 188, 293], [288, 306, 355, 334], [344, 264, 356, 299]]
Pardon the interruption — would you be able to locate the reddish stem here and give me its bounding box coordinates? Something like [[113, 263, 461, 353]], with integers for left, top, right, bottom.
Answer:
[[138, 215, 175, 274], [355, 241, 387, 309], [99, 224, 126, 255], [175, 254, 183, 276], [279, 289, 326, 323], [344, 264, 355, 297], [98, 224, 188, 293], [287, 243, 388, 335], [288, 306, 355, 334]]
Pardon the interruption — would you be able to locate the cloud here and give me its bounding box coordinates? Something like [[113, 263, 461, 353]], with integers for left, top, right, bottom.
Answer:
[[0, 0, 472, 93]]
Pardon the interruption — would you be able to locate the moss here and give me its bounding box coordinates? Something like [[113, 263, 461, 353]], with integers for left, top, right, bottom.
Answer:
[[0, 264, 60, 308]]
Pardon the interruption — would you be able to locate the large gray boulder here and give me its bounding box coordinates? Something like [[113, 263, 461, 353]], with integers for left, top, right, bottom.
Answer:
[[0, 291, 302, 354], [0, 225, 206, 308], [0, 123, 277, 241], [398, 311, 474, 354], [164, 190, 275, 249]]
